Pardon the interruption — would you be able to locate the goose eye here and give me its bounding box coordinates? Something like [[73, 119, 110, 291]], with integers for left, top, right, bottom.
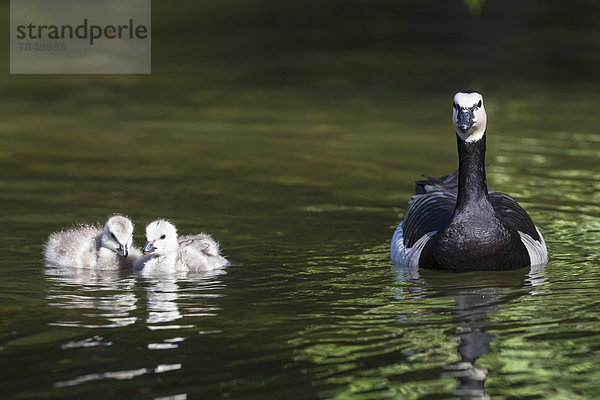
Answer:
[[477, 100, 482, 107], [453, 102, 458, 109], [160, 234, 166, 239]]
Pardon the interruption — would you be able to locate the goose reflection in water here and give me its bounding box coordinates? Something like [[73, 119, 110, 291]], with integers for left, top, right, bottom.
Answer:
[[44, 265, 226, 392], [45, 267, 138, 328], [146, 278, 183, 325], [142, 268, 227, 332], [392, 264, 548, 399]]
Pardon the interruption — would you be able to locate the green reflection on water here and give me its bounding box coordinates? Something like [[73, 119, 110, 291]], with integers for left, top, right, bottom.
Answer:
[[2, 0, 600, 399], [2, 86, 600, 399]]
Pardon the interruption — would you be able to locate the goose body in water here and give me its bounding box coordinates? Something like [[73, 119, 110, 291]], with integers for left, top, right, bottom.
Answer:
[[391, 91, 547, 270], [44, 215, 141, 269], [134, 219, 228, 275]]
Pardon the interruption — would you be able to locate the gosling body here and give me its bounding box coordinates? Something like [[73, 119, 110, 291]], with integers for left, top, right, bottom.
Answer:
[[44, 215, 141, 269], [134, 219, 228, 275]]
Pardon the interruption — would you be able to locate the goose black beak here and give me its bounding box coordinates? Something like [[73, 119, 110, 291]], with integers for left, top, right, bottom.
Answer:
[[143, 241, 156, 255], [457, 109, 475, 133], [117, 244, 128, 258]]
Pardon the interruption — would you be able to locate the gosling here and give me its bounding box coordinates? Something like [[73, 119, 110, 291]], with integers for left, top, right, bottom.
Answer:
[[43, 215, 142, 269], [134, 219, 228, 275]]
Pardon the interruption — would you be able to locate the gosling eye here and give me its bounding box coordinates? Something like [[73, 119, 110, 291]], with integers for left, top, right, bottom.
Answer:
[[453, 102, 458, 109], [477, 100, 482, 107], [160, 234, 166, 239], [111, 232, 117, 240]]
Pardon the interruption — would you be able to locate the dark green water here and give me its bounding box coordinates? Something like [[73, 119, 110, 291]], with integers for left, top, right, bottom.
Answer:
[[2, 1, 600, 399]]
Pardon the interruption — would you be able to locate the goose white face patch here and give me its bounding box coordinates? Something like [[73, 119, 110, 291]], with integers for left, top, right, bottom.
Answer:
[[452, 92, 487, 142]]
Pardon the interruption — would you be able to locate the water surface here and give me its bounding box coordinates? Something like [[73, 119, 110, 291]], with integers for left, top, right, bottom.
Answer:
[[2, 1, 600, 399]]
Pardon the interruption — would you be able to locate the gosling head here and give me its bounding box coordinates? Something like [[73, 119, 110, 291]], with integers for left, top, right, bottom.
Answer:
[[452, 91, 487, 142], [101, 215, 134, 257], [143, 219, 178, 256]]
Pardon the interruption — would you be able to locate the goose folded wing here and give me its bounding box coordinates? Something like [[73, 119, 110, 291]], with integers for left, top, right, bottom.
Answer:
[[402, 192, 456, 248], [489, 192, 540, 241]]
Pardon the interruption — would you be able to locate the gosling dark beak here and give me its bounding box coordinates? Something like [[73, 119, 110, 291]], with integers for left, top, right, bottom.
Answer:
[[457, 109, 475, 133], [117, 244, 128, 258], [143, 241, 156, 255]]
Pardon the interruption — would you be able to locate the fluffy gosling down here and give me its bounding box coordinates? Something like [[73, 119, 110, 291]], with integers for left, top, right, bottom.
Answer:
[[134, 219, 228, 275], [44, 215, 142, 269]]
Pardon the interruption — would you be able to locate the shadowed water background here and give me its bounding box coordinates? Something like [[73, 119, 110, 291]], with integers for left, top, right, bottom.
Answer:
[[2, 1, 600, 399]]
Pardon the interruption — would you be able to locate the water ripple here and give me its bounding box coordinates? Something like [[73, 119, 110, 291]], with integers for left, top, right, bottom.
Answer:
[[54, 363, 183, 388]]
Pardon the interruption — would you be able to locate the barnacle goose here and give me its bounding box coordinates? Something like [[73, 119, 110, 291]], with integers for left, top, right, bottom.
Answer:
[[391, 91, 547, 270]]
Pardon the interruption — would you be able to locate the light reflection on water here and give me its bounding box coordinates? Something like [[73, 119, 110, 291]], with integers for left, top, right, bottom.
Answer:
[[2, 12, 600, 395], [53, 363, 184, 389], [0, 89, 594, 399], [42, 265, 228, 396], [386, 265, 550, 399], [45, 267, 138, 329], [146, 279, 183, 325], [45, 267, 227, 330]]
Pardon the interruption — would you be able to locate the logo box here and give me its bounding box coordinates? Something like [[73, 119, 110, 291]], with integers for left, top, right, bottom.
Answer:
[[10, 0, 151, 74]]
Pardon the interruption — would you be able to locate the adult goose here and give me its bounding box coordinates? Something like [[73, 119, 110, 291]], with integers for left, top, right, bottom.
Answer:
[[391, 91, 547, 270]]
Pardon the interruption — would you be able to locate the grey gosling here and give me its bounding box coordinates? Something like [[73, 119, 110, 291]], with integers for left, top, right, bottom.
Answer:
[[44, 215, 142, 269]]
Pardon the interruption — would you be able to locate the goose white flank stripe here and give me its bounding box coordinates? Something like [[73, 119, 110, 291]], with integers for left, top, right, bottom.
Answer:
[[391, 222, 437, 268], [390, 91, 548, 271]]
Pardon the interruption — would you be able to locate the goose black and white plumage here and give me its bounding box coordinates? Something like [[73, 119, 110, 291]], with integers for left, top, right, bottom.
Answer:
[[391, 91, 547, 271]]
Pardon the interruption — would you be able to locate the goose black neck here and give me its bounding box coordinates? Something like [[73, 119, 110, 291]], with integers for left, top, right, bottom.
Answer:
[[455, 132, 491, 212]]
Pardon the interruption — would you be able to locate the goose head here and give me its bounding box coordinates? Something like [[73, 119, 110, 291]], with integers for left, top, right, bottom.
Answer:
[[100, 215, 134, 257], [452, 91, 487, 142], [143, 219, 178, 256]]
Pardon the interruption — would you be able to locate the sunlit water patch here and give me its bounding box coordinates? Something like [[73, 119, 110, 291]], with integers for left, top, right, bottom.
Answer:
[[1, 39, 600, 399]]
